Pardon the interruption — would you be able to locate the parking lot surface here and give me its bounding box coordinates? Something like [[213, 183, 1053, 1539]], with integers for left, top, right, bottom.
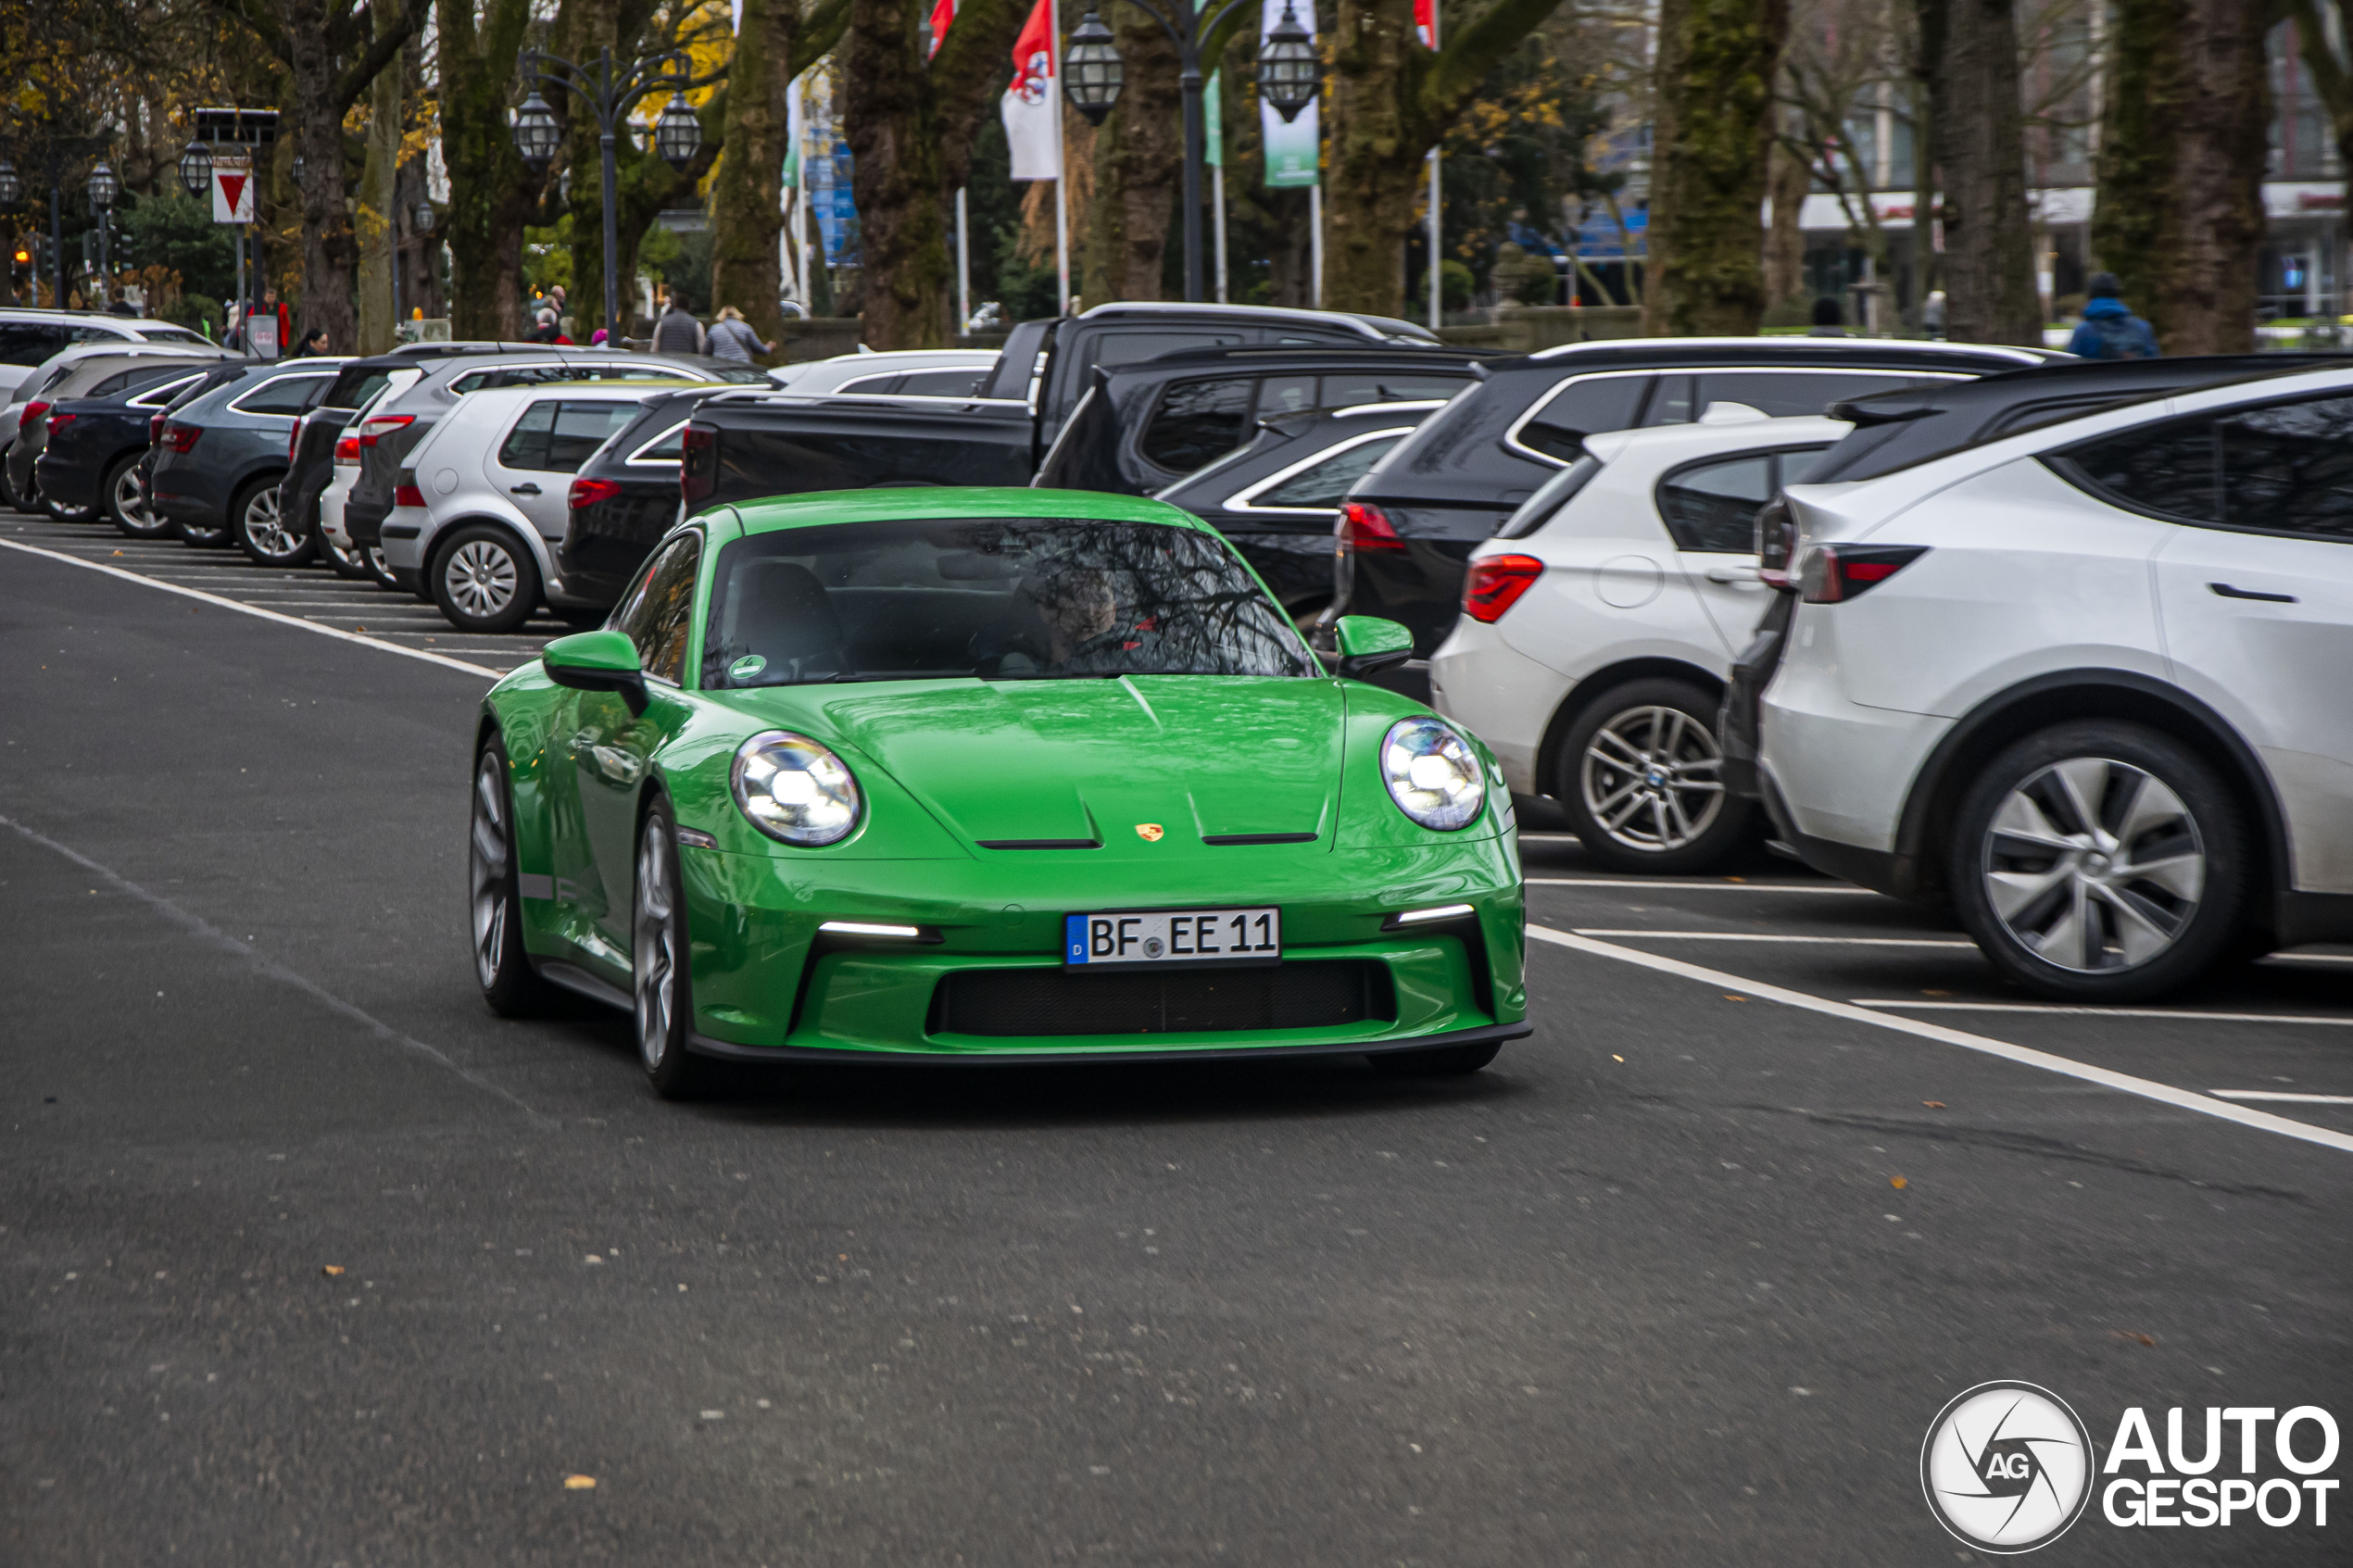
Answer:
[[4, 523, 2347, 1565]]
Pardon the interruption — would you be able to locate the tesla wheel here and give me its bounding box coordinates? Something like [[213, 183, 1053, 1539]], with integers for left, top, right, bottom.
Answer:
[[469, 735, 554, 1016], [233, 477, 312, 567], [1369, 1039, 1503, 1076], [433, 523, 540, 634], [104, 454, 170, 536], [322, 533, 371, 579], [1554, 678, 1754, 874], [1950, 721, 2246, 1002], [635, 798, 709, 1099]]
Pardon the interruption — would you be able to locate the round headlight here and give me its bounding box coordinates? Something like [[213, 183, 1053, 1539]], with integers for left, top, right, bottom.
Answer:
[[1381, 717, 1485, 831], [732, 731, 862, 846]]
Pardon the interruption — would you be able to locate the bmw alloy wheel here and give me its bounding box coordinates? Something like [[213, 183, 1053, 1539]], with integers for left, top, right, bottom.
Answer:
[[1980, 756, 2205, 972], [446, 538, 519, 618], [1579, 704, 1726, 854], [634, 825, 677, 1071], [469, 748, 511, 988]]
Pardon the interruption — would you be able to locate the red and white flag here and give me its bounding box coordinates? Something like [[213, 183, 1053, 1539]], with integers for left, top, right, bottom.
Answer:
[[1413, 0, 1435, 47], [927, 0, 957, 57], [1000, 0, 1061, 181]]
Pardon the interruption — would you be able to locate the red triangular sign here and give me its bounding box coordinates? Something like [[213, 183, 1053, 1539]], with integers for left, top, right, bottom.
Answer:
[[219, 173, 247, 212]]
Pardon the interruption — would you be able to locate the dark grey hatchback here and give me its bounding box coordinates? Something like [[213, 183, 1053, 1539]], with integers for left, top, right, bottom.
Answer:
[[148, 359, 346, 557]]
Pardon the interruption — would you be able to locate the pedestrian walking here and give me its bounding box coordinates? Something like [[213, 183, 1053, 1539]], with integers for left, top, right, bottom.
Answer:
[[649, 295, 706, 355], [2066, 272, 2160, 359], [705, 305, 774, 364]]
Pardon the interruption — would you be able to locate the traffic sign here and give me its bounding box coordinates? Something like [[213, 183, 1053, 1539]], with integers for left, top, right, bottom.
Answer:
[[212, 157, 254, 224]]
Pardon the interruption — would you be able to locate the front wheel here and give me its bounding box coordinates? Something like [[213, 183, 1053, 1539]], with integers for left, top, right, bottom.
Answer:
[[470, 735, 555, 1016], [432, 523, 541, 634], [635, 798, 710, 1099], [233, 476, 312, 567], [1950, 721, 2246, 1001], [1554, 678, 1755, 874]]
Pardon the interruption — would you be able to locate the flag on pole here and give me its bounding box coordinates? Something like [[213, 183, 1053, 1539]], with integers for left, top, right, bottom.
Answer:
[[1001, 0, 1062, 180], [1413, 0, 1435, 46], [928, 0, 958, 56], [1204, 69, 1223, 167]]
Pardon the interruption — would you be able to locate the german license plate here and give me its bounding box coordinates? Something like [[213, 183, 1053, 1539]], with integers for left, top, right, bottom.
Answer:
[[1063, 907, 1280, 968]]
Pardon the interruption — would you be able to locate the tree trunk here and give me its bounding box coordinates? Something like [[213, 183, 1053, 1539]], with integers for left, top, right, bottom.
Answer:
[[844, 0, 1027, 347], [1930, 0, 2038, 345], [1643, 0, 1791, 335], [709, 0, 800, 356], [287, 0, 361, 352], [2287, 1, 2353, 284], [1762, 131, 1808, 308], [2092, 0, 2267, 354], [1083, 3, 1183, 303], [358, 0, 403, 354], [437, 0, 543, 341]]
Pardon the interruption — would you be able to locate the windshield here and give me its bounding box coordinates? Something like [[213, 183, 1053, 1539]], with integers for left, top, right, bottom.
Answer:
[[701, 516, 1315, 689]]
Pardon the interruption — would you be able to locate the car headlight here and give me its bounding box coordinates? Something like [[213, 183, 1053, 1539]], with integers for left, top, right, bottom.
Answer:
[[1380, 717, 1485, 831], [731, 731, 861, 846]]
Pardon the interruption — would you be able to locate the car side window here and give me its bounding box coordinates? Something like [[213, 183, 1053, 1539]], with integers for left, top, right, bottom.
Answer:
[[0, 323, 69, 366], [2214, 393, 2353, 540], [233, 373, 332, 417], [1254, 434, 1408, 508], [1698, 370, 1928, 420], [1255, 375, 1317, 417], [613, 533, 701, 684], [497, 401, 560, 469], [127, 373, 202, 408], [1518, 374, 1652, 462], [897, 368, 986, 395], [1324, 371, 1468, 407], [1140, 377, 1256, 472], [87, 370, 140, 398], [1658, 455, 1774, 552], [630, 421, 688, 462], [2050, 418, 2222, 523]]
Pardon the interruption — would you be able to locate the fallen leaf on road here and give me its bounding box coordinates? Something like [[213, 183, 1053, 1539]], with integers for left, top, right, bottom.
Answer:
[[2112, 1330, 2157, 1348], [321, 1265, 345, 1276], [584, 1255, 603, 1264], [1890, 1176, 1907, 1189], [1921, 1101, 1945, 1109], [563, 1474, 597, 1489], [1611, 1054, 1624, 1062]]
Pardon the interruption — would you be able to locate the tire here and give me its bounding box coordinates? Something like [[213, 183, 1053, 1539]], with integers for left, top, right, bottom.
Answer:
[[635, 797, 711, 1099], [470, 734, 557, 1017], [1949, 721, 2246, 1002], [432, 522, 541, 634], [322, 532, 372, 579], [39, 484, 96, 523], [174, 508, 233, 548], [232, 475, 313, 567], [362, 544, 398, 591], [104, 453, 170, 536], [1369, 1039, 1504, 1076], [1554, 677, 1755, 874], [0, 445, 21, 511]]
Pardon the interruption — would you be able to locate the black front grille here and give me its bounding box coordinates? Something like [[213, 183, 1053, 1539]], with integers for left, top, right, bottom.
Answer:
[[929, 960, 1395, 1038]]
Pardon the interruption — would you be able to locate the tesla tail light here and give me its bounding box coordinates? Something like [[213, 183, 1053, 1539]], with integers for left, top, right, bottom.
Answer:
[[1463, 554, 1544, 623], [333, 433, 360, 463], [1797, 545, 1927, 604], [569, 476, 622, 510], [1340, 501, 1405, 554], [1755, 497, 1799, 588], [392, 483, 426, 508], [681, 424, 717, 508], [357, 413, 414, 447], [161, 421, 201, 453], [19, 399, 49, 431]]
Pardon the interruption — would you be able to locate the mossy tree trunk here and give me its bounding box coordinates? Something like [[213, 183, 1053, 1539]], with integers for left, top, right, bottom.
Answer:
[[437, 0, 545, 339], [2092, 0, 2266, 354], [844, 0, 1027, 347], [1642, 0, 1790, 336], [1924, 0, 2039, 345], [708, 0, 799, 355], [1324, 0, 1573, 319], [358, 0, 404, 353], [1083, 3, 1184, 304]]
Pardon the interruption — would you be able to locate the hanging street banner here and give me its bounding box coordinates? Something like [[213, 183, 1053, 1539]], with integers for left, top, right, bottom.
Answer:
[[1260, 1, 1317, 188], [1205, 70, 1223, 168], [211, 156, 255, 224], [1001, 0, 1062, 181]]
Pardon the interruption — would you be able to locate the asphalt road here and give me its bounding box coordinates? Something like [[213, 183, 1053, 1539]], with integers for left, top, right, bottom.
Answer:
[[4, 523, 2349, 1566]]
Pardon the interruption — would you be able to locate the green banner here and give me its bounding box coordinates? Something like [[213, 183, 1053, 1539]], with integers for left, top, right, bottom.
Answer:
[[1205, 71, 1223, 168]]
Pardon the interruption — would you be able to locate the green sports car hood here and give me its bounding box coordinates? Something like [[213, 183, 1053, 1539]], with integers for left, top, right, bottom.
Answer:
[[786, 675, 1340, 859]]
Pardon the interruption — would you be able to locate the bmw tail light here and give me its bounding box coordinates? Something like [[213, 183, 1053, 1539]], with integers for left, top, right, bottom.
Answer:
[[19, 399, 49, 431], [1755, 498, 1799, 589], [1463, 554, 1544, 623], [161, 421, 202, 453], [1340, 501, 1405, 554], [569, 476, 622, 511], [1797, 545, 1927, 604], [681, 424, 717, 508], [356, 412, 414, 447], [333, 433, 360, 463]]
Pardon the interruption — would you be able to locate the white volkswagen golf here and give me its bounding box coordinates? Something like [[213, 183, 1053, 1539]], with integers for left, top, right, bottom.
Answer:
[[1753, 363, 2353, 999], [1429, 408, 1849, 872]]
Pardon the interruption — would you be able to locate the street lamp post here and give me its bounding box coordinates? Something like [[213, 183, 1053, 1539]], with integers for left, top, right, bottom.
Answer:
[[86, 161, 117, 306], [1060, 0, 1318, 303], [512, 47, 702, 346]]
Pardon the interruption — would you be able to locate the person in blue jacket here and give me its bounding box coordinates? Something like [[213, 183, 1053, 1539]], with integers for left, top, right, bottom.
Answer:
[[2067, 271, 2160, 359]]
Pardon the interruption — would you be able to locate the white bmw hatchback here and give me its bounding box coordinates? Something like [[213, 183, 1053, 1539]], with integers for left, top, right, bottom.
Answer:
[[1754, 364, 2353, 999], [1429, 408, 1849, 872]]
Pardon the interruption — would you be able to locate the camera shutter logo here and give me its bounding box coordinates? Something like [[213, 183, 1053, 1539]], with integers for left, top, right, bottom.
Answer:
[[1920, 1382, 2095, 1552]]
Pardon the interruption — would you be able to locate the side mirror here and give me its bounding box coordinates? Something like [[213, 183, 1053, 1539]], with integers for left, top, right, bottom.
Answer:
[[542, 629, 648, 715], [1331, 615, 1414, 682]]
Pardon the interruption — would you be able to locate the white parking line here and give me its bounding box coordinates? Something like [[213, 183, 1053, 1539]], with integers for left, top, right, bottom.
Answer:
[[1572, 929, 1972, 948], [0, 538, 502, 680], [1527, 924, 2353, 1155], [2265, 952, 2353, 966], [1528, 878, 1878, 895], [1855, 1000, 2353, 1026], [2210, 1091, 2353, 1105]]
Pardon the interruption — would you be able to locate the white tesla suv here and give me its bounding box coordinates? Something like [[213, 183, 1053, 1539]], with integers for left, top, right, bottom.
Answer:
[[1428, 408, 1849, 872], [1755, 364, 2353, 999]]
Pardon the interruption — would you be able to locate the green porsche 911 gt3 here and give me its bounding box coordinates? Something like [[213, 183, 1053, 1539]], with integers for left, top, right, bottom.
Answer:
[[470, 486, 1528, 1096]]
